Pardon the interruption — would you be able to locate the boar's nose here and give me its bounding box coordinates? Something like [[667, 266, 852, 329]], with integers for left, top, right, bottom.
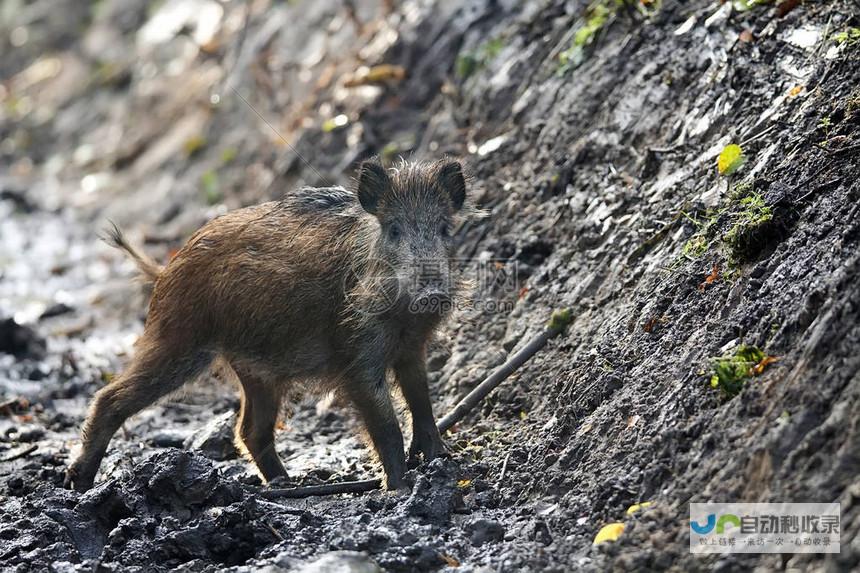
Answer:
[[412, 259, 451, 297]]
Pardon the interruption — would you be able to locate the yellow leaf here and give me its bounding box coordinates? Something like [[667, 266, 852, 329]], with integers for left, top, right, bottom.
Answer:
[[457, 479, 472, 488], [626, 501, 653, 515], [519, 410, 528, 420], [717, 144, 745, 176], [788, 85, 803, 97], [593, 522, 625, 544], [183, 135, 207, 157], [322, 114, 349, 133], [364, 64, 406, 83], [343, 64, 406, 87]]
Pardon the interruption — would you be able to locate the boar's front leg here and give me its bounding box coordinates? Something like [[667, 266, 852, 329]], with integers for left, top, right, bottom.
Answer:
[[345, 367, 406, 490], [395, 353, 446, 465]]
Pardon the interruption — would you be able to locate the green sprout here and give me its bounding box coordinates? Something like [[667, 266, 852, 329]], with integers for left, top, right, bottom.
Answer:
[[833, 27, 860, 46], [200, 170, 221, 205], [220, 147, 238, 164], [547, 308, 573, 331], [558, 3, 612, 74], [732, 0, 772, 12], [682, 235, 709, 259], [456, 36, 506, 79], [818, 116, 833, 141]]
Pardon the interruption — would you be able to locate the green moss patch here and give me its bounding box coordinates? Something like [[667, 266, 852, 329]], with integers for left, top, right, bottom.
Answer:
[[558, 3, 613, 74], [456, 37, 505, 79], [723, 192, 774, 264], [709, 344, 775, 397], [833, 27, 860, 47], [681, 234, 708, 260]]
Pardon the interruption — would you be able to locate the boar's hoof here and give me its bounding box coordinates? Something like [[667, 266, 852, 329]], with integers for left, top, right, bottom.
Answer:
[[407, 432, 448, 466], [385, 473, 409, 492], [63, 462, 95, 492]]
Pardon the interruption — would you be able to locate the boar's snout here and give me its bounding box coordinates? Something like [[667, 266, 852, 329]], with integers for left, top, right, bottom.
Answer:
[[405, 254, 454, 315], [411, 256, 452, 298]]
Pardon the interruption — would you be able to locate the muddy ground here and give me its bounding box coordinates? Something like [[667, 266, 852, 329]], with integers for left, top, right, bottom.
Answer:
[[1, 0, 859, 571]]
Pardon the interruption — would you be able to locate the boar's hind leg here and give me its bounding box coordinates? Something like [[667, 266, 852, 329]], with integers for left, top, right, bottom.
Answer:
[[65, 347, 213, 492], [346, 371, 406, 490], [232, 367, 288, 482]]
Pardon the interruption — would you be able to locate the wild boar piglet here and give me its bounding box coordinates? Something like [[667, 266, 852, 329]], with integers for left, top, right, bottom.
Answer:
[[65, 159, 470, 492]]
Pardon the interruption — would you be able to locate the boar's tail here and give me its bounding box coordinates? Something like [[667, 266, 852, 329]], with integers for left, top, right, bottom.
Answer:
[[104, 221, 163, 284]]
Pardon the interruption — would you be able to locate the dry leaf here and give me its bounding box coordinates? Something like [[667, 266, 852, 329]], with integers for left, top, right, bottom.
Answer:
[[788, 85, 803, 97], [698, 264, 719, 291], [440, 553, 460, 567], [739, 29, 754, 42], [777, 0, 802, 17], [753, 354, 778, 375], [643, 317, 658, 333]]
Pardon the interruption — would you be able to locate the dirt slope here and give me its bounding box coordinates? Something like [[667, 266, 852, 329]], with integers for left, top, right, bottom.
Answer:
[[1, 0, 858, 571]]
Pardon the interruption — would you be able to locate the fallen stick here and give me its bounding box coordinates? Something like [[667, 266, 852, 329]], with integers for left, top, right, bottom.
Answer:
[[260, 478, 381, 499], [437, 308, 572, 433], [262, 308, 573, 500], [1, 444, 37, 462]]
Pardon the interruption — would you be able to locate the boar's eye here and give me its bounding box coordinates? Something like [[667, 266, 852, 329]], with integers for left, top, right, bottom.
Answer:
[[439, 222, 450, 237], [388, 223, 402, 242]]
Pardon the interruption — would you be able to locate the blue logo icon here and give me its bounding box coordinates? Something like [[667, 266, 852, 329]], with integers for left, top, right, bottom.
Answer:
[[690, 514, 741, 534]]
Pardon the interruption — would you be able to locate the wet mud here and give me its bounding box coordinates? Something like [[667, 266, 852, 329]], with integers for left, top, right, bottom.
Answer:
[[1, 0, 859, 570]]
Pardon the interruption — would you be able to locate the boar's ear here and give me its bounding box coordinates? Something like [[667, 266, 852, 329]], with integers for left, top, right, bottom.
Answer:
[[357, 160, 390, 215], [436, 160, 466, 211]]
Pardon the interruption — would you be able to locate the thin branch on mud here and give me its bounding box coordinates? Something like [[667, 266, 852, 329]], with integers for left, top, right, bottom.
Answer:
[[262, 309, 573, 500], [261, 478, 382, 499], [828, 142, 860, 157], [1, 444, 37, 462], [436, 308, 572, 433], [499, 452, 512, 482], [262, 519, 285, 540], [796, 177, 842, 203]]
